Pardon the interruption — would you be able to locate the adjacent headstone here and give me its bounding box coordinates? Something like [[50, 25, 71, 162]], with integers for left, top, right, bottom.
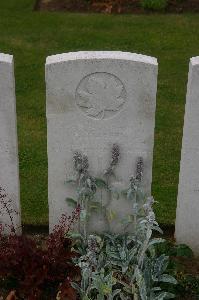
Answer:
[[46, 51, 158, 232], [176, 57, 199, 255], [0, 53, 21, 234]]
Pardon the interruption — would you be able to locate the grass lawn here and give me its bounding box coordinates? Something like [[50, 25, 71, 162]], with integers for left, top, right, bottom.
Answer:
[[0, 0, 199, 226]]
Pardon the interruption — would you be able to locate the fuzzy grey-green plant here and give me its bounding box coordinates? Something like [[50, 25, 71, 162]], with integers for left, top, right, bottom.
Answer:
[[66, 151, 99, 238], [66, 145, 120, 237], [66, 146, 177, 299]]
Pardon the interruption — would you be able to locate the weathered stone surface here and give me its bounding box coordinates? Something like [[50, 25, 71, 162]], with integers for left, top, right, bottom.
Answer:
[[0, 53, 21, 234], [176, 57, 199, 255], [46, 51, 158, 232]]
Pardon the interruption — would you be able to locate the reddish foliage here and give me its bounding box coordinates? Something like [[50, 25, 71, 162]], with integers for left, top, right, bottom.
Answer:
[[0, 206, 81, 300], [0, 187, 18, 234], [57, 279, 77, 300], [6, 291, 17, 300], [36, 0, 199, 14], [35, 0, 141, 14]]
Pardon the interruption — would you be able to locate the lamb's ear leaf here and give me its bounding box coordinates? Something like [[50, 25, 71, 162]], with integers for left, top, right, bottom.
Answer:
[[112, 289, 121, 297], [155, 292, 175, 299], [89, 201, 102, 211], [107, 209, 117, 222], [158, 274, 177, 285], [148, 238, 165, 247], [68, 232, 83, 240], [95, 178, 108, 188], [65, 198, 77, 207], [64, 179, 77, 185]]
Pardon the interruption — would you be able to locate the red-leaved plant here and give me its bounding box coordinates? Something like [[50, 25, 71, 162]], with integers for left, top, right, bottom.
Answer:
[[0, 190, 81, 300], [0, 187, 19, 234]]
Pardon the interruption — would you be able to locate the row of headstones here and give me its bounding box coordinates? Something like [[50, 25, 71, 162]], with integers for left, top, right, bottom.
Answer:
[[0, 51, 198, 253]]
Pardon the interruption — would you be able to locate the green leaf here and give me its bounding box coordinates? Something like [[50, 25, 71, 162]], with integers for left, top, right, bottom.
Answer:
[[83, 296, 92, 300], [89, 201, 102, 210], [65, 197, 77, 207], [153, 255, 169, 279], [151, 287, 161, 291], [121, 189, 128, 196], [89, 205, 101, 211], [80, 209, 87, 221], [120, 293, 128, 300], [158, 274, 177, 285], [135, 268, 147, 300], [112, 289, 121, 297], [107, 209, 117, 222], [68, 232, 83, 240], [109, 187, 120, 200], [95, 178, 108, 188], [175, 244, 194, 258], [127, 189, 134, 200], [71, 282, 81, 292], [155, 292, 175, 299], [148, 238, 165, 247], [152, 225, 163, 234], [64, 179, 77, 184], [148, 244, 156, 258]]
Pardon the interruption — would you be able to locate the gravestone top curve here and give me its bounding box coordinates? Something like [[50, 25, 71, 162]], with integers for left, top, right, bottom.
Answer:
[[0, 53, 13, 64], [190, 56, 199, 65], [46, 51, 158, 66]]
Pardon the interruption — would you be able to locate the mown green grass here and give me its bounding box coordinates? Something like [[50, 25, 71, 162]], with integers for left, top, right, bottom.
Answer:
[[0, 0, 199, 225]]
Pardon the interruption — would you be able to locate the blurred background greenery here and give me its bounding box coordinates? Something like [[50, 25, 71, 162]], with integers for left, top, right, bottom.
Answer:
[[0, 0, 199, 226]]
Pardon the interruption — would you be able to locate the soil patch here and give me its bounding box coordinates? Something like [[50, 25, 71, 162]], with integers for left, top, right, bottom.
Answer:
[[35, 0, 199, 14]]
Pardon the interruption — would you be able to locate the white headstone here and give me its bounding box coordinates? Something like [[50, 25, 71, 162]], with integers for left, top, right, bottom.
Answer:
[[46, 51, 158, 233], [0, 53, 21, 234], [176, 57, 199, 255]]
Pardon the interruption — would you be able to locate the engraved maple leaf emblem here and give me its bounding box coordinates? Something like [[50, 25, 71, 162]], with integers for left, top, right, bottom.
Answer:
[[77, 74, 125, 119]]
